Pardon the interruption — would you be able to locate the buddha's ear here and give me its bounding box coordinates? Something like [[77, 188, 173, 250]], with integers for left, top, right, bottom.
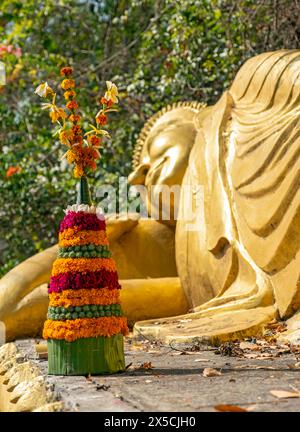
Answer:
[[128, 163, 150, 186]]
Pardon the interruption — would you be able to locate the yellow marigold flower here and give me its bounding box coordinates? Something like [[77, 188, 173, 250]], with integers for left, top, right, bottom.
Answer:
[[73, 164, 84, 178], [104, 81, 118, 103], [66, 149, 78, 163], [64, 90, 76, 100], [61, 78, 75, 90], [59, 129, 74, 146], [34, 82, 54, 98]]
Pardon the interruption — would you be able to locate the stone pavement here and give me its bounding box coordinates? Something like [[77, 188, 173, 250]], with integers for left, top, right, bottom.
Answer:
[[15, 335, 300, 412]]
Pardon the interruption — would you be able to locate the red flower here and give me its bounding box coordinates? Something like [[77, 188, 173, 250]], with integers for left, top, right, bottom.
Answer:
[[88, 135, 101, 146], [66, 100, 78, 111], [60, 66, 73, 76], [96, 113, 108, 125], [6, 166, 21, 178], [100, 97, 113, 108]]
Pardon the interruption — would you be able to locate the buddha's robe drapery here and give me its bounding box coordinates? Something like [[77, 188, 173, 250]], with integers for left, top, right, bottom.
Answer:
[[177, 50, 300, 318]]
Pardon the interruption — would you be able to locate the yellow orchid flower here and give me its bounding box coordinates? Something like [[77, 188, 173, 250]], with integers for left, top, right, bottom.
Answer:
[[84, 124, 111, 137], [34, 82, 54, 98], [104, 81, 118, 104], [41, 102, 67, 123]]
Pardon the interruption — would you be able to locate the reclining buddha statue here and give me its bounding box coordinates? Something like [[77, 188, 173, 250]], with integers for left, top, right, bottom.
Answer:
[[1, 49, 300, 344]]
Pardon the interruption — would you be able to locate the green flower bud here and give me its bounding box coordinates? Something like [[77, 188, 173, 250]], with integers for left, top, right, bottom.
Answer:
[[83, 305, 90, 312], [86, 312, 93, 318], [91, 305, 97, 311], [88, 244, 95, 251], [79, 312, 86, 318], [91, 251, 97, 258], [65, 313, 72, 320], [72, 313, 79, 319]]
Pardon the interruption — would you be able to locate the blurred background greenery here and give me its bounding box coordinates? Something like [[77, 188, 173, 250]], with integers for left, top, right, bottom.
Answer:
[[0, 0, 298, 276]]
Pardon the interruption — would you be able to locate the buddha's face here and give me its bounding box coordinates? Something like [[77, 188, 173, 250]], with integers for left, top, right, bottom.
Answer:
[[128, 108, 199, 224]]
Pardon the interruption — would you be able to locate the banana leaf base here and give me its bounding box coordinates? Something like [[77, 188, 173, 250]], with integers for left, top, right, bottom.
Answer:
[[47, 335, 125, 375]]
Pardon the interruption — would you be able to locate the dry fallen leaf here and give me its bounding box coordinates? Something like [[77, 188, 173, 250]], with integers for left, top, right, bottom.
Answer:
[[145, 379, 152, 384], [215, 404, 247, 412], [203, 368, 222, 377], [194, 358, 210, 362], [239, 342, 259, 351], [270, 390, 300, 399], [136, 362, 154, 370]]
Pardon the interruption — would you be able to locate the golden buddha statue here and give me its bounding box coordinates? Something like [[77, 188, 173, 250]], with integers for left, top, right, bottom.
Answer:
[[2, 49, 300, 345]]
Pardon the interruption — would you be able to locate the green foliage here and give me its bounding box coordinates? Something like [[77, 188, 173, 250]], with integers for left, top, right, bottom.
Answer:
[[0, 0, 299, 275]]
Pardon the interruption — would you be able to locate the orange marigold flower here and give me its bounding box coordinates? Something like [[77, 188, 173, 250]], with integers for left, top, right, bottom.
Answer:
[[60, 66, 73, 76], [66, 100, 78, 110], [73, 164, 84, 178], [69, 114, 81, 123], [49, 288, 121, 308], [88, 135, 101, 146], [74, 135, 83, 145], [52, 257, 117, 276], [6, 166, 21, 178], [43, 316, 129, 342], [100, 97, 113, 108], [61, 78, 76, 90], [59, 129, 74, 146], [66, 150, 78, 164], [71, 124, 81, 134], [59, 228, 109, 247], [86, 160, 97, 171], [64, 90, 76, 100], [96, 113, 108, 125]]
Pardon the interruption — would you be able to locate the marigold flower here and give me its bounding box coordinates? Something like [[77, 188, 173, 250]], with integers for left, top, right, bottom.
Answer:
[[64, 90, 76, 100], [52, 257, 117, 276], [6, 166, 21, 178], [66, 100, 78, 110], [69, 114, 81, 123], [66, 150, 78, 164], [61, 78, 76, 90], [59, 129, 74, 146], [35, 82, 54, 98], [88, 135, 101, 146], [74, 164, 84, 178], [96, 113, 107, 125], [43, 316, 128, 342], [59, 228, 109, 247], [60, 66, 73, 76], [49, 288, 121, 308], [71, 124, 81, 134]]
